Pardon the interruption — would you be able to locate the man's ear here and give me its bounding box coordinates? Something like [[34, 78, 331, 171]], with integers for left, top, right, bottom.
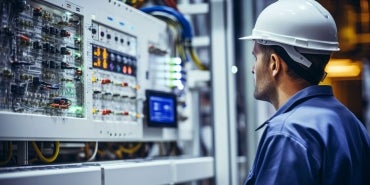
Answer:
[[270, 53, 282, 77]]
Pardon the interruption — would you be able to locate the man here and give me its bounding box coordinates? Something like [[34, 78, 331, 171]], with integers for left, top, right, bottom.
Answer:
[[240, 0, 370, 184]]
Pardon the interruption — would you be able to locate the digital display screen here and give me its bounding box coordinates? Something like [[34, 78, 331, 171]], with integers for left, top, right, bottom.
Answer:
[[146, 90, 177, 127]]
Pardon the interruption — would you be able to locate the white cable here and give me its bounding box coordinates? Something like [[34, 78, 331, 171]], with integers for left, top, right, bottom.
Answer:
[[87, 142, 98, 162]]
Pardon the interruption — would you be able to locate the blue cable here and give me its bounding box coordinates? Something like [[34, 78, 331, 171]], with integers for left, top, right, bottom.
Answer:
[[140, 6, 193, 40]]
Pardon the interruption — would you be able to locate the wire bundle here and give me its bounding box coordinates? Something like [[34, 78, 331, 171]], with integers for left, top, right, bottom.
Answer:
[[140, 5, 208, 70]]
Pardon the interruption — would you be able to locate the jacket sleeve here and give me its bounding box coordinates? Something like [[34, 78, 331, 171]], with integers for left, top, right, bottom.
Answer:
[[246, 133, 320, 185]]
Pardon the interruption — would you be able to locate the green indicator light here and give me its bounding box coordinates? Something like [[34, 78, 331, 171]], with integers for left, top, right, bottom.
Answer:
[[167, 73, 181, 79], [168, 57, 182, 65], [69, 106, 84, 114], [74, 37, 81, 41], [168, 65, 182, 72], [65, 82, 75, 88]]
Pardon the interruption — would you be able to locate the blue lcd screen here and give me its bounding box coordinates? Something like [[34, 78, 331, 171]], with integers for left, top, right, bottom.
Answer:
[[146, 90, 177, 127]]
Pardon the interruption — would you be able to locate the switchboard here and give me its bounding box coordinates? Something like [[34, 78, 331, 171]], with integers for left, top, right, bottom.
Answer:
[[0, 0, 179, 141]]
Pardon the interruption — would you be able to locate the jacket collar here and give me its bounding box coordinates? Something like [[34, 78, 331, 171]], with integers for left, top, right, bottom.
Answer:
[[255, 85, 334, 131]]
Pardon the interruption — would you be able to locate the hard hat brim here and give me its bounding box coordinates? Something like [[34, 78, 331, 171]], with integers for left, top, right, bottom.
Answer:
[[238, 35, 254, 40]]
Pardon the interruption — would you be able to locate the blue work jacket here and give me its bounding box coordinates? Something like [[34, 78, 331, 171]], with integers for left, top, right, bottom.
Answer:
[[244, 85, 370, 185]]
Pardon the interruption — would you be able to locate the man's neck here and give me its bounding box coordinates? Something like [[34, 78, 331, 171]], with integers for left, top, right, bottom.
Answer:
[[274, 81, 311, 110]]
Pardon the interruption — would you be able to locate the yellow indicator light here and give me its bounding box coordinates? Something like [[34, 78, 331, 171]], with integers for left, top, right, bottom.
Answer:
[[91, 76, 97, 83], [103, 59, 108, 69], [92, 108, 99, 114], [93, 47, 101, 56], [102, 48, 108, 59], [93, 58, 101, 67]]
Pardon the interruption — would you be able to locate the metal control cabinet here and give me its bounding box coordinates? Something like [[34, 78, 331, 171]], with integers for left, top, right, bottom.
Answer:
[[0, 0, 179, 141]]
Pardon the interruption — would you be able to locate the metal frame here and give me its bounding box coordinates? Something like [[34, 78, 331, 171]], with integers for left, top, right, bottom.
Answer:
[[0, 157, 214, 185], [210, 0, 238, 184]]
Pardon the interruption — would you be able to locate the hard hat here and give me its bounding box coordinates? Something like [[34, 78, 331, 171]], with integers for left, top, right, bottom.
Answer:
[[240, 0, 340, 68]]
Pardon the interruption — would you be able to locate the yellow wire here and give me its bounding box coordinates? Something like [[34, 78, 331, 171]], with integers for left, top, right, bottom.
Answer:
[[31, 141, 60, 163], [0, 141, 12, 165], [189, 47, 208, 70], [177, 44, 187, 62], [119, 143, 142, 155], [84, 142, 91, 159], [151, 14, 207, 71]]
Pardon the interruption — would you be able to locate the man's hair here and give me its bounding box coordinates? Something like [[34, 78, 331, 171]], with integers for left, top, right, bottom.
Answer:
[[258, 44, 331, 85]]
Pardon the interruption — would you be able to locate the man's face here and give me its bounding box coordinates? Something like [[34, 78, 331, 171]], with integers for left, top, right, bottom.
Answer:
[[251, 42, 275, 102]]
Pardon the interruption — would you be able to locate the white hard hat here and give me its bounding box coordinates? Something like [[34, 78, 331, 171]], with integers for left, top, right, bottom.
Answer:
[[240, 0, 340, 68]]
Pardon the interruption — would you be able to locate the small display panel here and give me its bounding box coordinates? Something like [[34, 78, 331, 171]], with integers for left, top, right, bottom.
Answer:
[[92, 44, 137, 76], [145, 90, 177, 127]]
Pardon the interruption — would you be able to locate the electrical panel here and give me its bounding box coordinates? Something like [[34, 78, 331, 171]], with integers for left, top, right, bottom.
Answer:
[[0, 0, 180, 141]]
